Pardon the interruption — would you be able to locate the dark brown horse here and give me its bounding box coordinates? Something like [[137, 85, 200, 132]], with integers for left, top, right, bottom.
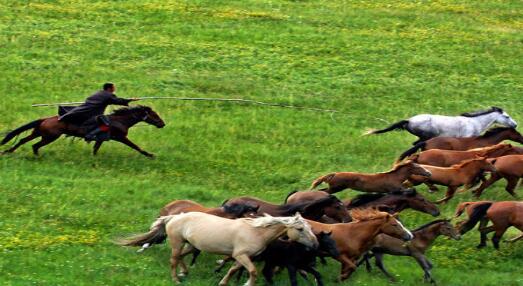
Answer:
[[408, 157, 496, 204], [1, 106, 165, 157], [361, 219, 460, 283], [284, 191, 352, 222], [285, 189, 440, 217], [344, 189, 440, 216], [310, 160, 431, 194], [223, 195, 350, 222], [455, 201, 523, 249], [404, 143, 519, 167], [473, 155, 523, 198], [398, 127, 523, 160]]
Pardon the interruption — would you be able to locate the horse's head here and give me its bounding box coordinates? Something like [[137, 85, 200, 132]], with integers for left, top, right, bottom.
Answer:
[[138, 106, 166, 128], [222, 202, 260, 218], [492, 107, 517, 128], [475, 156, 497, 173], [397, 160, 431, 178], [316, 231, 340, 258], [285, 213, 319, 249], [320, 196, 352, 223], [403, 188, 440, 217], [379, 213, 414, 241], [505, 128, 523, 144], [437, 220, 461, 240]]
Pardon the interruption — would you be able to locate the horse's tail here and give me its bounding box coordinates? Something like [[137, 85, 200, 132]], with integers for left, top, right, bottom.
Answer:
[[116, 215, 174, 248], [1, 119, 43, 145], [310, 173, 336, 190], [397, 141, 426, 162], [284, 190, 298, 204], [458, 202, 493, 235], [363, 120, 409, 136]]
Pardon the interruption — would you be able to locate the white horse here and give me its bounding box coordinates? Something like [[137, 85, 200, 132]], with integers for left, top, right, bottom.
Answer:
[[366, 107, 517, 144], [119, 212, 318, 286]]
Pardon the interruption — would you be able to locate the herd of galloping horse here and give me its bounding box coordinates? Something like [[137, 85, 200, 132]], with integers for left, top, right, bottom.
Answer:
[[3, 105, 523, 285]]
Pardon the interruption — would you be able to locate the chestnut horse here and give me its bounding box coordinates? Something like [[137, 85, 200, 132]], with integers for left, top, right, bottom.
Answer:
[[362, 219, 460, 283], [403, 143, 519, 167], [135, 199, 260, 253], [223, 195, 351, 223], [473, 155, 523, 198], [455, 201, 523, 249], [306, 209, 413, 281], [119, 213, 318, 286], [398, 127, 523, 160], [408, 157, 496, 203], [1, 106, 165, 157], [310, 160, 431, 194]]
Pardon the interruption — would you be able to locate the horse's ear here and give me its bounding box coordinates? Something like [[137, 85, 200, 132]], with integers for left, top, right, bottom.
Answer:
[[294, 212, 303, 219]]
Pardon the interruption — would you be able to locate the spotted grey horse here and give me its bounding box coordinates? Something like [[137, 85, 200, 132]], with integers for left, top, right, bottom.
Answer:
[[365, 107, 517, 145]]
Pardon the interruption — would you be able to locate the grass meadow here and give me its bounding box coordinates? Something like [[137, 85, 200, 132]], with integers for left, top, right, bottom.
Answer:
[[1, 0, 522, 285]]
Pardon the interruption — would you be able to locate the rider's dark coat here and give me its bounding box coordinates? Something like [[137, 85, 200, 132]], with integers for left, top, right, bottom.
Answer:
[[58, 90, 131, 125]]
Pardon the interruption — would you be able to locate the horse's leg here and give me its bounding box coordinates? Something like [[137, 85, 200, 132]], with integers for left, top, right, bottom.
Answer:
[[114, 136, 154, 158], [178, 244, 197, 276], [219, 261, 243, 286], [233, 254, 257, 286], [286, 265, 298, 286], [503, 176, 519, 197], [425, 182, 439, 193], [356, 252, 373, 272], [435, 186, 457, 204], [473, 173, 501, 198], [374, 252, 395, 281], [303, 265, 323, 286], [477, 218, 490, 248], [32, 135, 60, 156], [261, 262, 275, 285], [215, 256, 235, 273], [93, 141, 104, 155], [413, 253, 434, 284], [168, 239, 185, 284], [337, 254, 356, 281], [492, 227, 508, 250], [2, 132, 39, 154]]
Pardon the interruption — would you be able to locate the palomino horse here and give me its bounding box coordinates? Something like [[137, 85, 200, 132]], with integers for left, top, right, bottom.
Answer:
[[455, 201, 523, 249], [306, 209, 413, 281], [366, 107, 517, 144], [135, 199, 260, 253], [223, 195, 351, 223], [403, 143, 519, 167], [408, 157, 496, 204], [472, 155, 523, 198], [119, 212, 318, 286], [310, 160, 431, 194], [398, 127, 523, 160], [1, 106, 165, 157], [361, 219, 460, 283]]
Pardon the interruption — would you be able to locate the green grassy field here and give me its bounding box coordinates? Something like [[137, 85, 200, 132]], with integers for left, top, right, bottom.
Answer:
[[1, 0, 522, 285]]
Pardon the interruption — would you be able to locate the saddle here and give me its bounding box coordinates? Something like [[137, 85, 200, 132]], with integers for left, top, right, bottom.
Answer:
[[58, 105, 111, 129]]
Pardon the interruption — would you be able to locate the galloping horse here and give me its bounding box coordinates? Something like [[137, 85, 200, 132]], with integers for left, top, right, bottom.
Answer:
[[1, 106, 165, 157], [310, 160, 431, 194], [455, 201, 523, 249], [306, 209, 413, 281], [361, 219, 460, 283], [119, 212, 318, 286], [472, 155, 523, 198], [223, 195, 351, 223], [404, 143, 519, 167], [408, 157, 496, 203], [366, 107, 517, 144], [398, 127, 523, 160]]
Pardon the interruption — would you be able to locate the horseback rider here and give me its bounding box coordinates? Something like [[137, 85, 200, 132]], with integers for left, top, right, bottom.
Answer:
[[58, 83, 139, 141]]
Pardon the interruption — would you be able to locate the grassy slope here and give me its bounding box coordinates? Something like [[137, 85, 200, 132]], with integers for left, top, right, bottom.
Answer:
[[0, 0, 522, 285]]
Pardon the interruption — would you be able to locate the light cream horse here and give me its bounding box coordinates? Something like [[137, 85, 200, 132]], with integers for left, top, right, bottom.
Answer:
[[119, 212, 318, 286]]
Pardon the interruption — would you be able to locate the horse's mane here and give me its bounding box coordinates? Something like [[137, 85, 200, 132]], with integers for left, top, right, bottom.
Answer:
[[412, 219, 449, 232], [460, 106, 503, 117], [244, 214, 307, 228], [348, 189, 418, 207], [350, 208, 388, 221], [468, 143, 509, 153], [479, 127, 513, 138], [110, 105, 151, 116]]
